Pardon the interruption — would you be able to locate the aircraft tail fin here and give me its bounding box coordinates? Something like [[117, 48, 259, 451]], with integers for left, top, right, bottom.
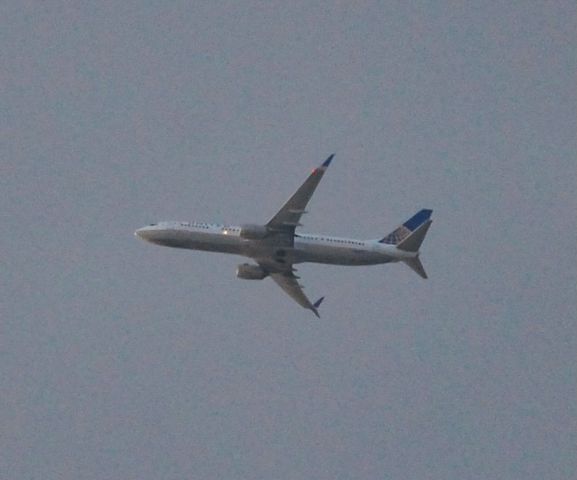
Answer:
[[379, 209, 433, 249], [380, 209, 433, 279], [402, 256, 428, 279]]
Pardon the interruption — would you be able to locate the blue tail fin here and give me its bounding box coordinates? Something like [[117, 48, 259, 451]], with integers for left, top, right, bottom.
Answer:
[[379, 209, 433, 246]]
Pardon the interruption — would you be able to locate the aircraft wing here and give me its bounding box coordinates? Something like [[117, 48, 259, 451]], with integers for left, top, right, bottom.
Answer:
[[266, 154, 334, 233], [268, 270, 324, 318], [259, 155, 331, 316]]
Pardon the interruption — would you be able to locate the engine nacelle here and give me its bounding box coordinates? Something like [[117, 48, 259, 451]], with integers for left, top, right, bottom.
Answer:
[[239, 224, 269, 240], [236, 263, 268, 280]]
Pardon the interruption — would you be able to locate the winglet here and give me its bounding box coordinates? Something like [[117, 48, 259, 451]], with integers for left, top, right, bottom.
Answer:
[[322, 154, 335, 168], [311, 296, 325, 318]]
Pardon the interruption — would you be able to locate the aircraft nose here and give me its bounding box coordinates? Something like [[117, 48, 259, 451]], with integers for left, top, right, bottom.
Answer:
[[134, 227, 152, 241]]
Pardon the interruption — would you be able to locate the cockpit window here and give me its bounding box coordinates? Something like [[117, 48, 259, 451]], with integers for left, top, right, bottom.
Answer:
[[149, 223, 157, 226]]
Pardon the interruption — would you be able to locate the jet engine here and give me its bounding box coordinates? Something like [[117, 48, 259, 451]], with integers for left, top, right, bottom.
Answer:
[[236, 263, 268, 280], [239, 224, 269, 240]]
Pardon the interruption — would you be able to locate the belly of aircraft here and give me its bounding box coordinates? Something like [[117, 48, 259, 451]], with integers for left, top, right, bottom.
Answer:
[[292, 242, 391, 266], [146, 230, 243, 254]]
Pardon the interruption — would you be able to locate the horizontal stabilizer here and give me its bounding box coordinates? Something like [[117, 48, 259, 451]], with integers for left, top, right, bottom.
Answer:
[[402, 256, 428, 279], [397, 219, 432, 252]]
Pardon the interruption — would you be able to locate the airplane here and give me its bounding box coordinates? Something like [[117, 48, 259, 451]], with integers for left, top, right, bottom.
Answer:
[[135, 155, 433, 317]]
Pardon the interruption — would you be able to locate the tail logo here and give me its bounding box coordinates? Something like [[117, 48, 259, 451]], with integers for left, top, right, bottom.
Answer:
[[379, 209, 433, 245]]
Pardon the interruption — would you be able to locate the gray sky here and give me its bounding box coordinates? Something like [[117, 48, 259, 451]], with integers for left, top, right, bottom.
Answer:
[[2, 2, 575, 479]]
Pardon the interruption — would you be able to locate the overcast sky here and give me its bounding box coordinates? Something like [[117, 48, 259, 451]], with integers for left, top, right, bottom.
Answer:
[[2, 2, 575, 479]]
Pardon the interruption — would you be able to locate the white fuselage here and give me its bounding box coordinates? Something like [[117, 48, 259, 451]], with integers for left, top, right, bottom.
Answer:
[[135, 221, 417, 266]]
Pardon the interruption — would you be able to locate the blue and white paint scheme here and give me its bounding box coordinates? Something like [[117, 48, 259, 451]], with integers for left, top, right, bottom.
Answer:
[[135, 155, 433, 317]]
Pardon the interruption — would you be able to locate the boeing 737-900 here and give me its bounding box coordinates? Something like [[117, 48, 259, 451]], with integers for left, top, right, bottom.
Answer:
[[135, 155, 433, 317]]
